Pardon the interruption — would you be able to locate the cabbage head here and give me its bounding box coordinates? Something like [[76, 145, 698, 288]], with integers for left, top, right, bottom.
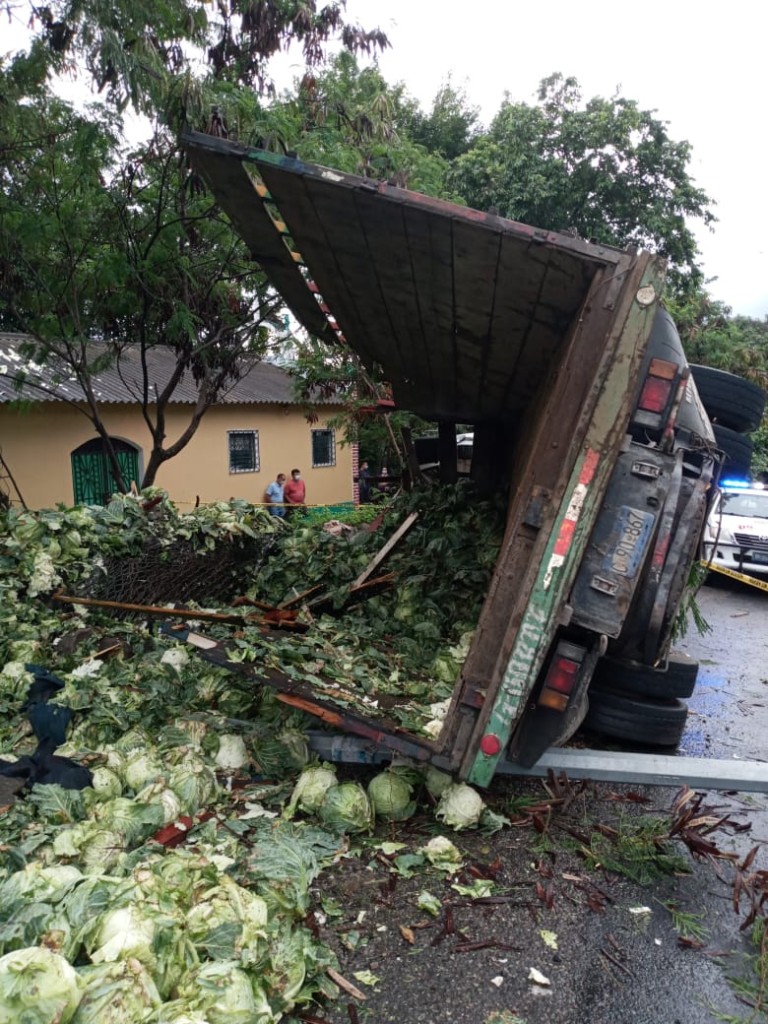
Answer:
[[186, 876, 268, 966], [0, 863, 83, 907], [424, 766, 453, 799], [168, 760, 218, 815], [86, 902, 193, 1000], [72, 958, 161, 1024], [367, 770, 415, 821], [0, 946, 83, 1024], [176, 960, 272, 1024], [122, 751, 166, 792], [435, 783, 485, 831], [88, 768, 122, 801], [136, 783, 184, 825], [93, 796, 166, 844], [285, 764, 337, 818], [88, 906, 156, 965], [319, 782, 374, 834], [214, 735, 249, 771]]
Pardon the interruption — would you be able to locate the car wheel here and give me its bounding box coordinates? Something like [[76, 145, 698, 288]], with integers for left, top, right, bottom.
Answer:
[[713, 425, 753, 478], [592, 652, 698, 699], [690, 366, 767, 433], [583, 689, 688, 746]]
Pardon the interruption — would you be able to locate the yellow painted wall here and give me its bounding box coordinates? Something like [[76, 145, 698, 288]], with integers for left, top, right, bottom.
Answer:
[[0, 401, 354, 511]]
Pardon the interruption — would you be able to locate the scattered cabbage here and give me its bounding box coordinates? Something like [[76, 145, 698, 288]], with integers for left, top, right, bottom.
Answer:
[[136, 783, 184, 825], [0, 864, 83, 907], [88, 768, 123, 801], [0, 946, 83, 1024], [73, 958, 161, 1024], [419, 835, 463, 874], [88, 906, 155, 965], [285, 765, 337, 817], [160, 648, 190, 674], [276, 729, 309, 770], [79, 828, 130, 875], [186, 876, 268, 966], [176, 960, 272, 1024], [92, 797, 164, 844], [122, 751, 166, 792], [168, 760, 218, 815], [435, 782, 486, 831], [214, 735, 249, 771], [424, 766, 453, 799], [367, 770, 416, 821], [319, 782, 374, 834]]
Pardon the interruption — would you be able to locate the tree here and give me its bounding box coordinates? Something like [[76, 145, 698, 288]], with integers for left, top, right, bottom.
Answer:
[[401, 76, 480, 161], [3, 0, 389, 119], [269, 53, 456, 197], [0, 92, 285, 488], [0, 2, 390, 492], [450, 74, 715, 292]]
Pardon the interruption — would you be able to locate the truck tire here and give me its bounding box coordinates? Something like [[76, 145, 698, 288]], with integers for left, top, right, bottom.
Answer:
[[690, 366, 766, 433], [713, 425, 753, 478], [583, 689, 688, 746], [592, 652, 698, 699]]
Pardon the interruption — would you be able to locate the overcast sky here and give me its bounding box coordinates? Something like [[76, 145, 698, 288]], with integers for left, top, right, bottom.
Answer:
[[302, 0, 768, 317]]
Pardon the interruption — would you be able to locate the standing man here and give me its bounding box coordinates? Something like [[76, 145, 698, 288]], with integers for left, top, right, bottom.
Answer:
[[284, 467, 306, 515], [265, 473, 287, 517], [358, 460, 372, 503]]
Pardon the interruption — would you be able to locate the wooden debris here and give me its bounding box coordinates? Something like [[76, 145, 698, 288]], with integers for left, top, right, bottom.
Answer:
[[352, 512, 418, 589], [326, 968, 367, 1001]]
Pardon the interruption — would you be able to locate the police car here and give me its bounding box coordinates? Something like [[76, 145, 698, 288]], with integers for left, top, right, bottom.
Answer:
[[702, 480, 768, 577]]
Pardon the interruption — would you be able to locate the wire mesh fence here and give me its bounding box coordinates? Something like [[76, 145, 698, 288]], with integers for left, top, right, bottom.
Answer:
[[79, 534, 276, 611]]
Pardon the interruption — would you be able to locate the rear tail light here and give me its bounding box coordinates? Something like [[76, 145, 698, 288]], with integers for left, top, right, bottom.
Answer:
[[638, 359, 678, 413], [537, 655, 580, 712]]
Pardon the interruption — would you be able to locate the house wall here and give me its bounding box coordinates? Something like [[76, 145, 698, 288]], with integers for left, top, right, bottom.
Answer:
[[0, 401, 354, 511]]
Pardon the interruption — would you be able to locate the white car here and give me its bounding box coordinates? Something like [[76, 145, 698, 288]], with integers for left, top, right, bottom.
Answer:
[[702, 482, 768, 577]]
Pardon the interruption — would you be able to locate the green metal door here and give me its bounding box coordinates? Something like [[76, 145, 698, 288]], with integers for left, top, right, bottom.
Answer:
[[71, 439, 140, 505]]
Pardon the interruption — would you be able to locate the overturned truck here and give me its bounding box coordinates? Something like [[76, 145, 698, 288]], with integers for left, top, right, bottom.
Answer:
[[183, 129, 721, 787]]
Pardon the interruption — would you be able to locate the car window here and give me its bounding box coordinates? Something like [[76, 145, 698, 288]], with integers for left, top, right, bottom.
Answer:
[[720, 492, 768, 519]]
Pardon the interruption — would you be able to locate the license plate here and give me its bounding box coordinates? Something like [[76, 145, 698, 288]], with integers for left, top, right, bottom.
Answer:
[[605, 506, 655, 577], [751, 551, 768, 564]]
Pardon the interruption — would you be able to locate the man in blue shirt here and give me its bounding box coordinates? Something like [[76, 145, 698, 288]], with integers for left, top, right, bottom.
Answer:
[[266, 473, 287, 517]]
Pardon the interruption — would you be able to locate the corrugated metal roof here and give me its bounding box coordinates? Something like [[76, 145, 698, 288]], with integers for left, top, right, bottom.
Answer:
[[0, 335, 313, 406]]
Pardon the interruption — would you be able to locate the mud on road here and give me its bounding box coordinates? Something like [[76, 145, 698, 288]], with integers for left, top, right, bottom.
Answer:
[[313, 580, 768, 1024]]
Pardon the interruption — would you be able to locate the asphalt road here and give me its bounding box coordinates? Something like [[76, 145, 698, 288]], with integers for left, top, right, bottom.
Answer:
[[318, 578, 768, 1024]]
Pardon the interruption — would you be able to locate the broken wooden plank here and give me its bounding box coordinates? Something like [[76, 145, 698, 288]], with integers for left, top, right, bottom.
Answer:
[[352, 512, 419, 589], [307, 572, 394, 615]]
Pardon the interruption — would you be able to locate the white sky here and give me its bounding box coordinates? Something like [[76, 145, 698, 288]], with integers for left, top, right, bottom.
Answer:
[[312, 0, 768, 318]]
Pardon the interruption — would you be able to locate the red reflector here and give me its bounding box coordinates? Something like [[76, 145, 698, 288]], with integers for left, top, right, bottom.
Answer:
[[480, 734, 502, 756], [546, 657, 580, 695], [639, 376, 673, 413]]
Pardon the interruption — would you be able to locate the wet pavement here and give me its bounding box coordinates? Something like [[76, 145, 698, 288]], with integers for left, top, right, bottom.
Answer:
[[321, 577, 768, 1024]]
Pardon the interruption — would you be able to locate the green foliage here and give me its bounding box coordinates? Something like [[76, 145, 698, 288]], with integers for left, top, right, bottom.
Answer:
[[660, 900, 709, 944], [401, 76, 480, 161], [7, 0, 389, 120], [269, 53, 457, 197], [579, 814, 691, 884], [450, 73, 715, 289]]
